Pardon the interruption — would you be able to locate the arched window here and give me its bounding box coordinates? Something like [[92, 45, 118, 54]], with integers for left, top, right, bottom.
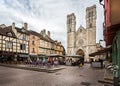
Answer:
[[88, 11, 93, 17], [7, 32, 12, 36], [69, 28, 71, 32], [89, 23, 92, 28]]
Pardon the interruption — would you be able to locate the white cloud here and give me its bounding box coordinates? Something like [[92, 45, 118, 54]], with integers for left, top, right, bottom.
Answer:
[[0, 0, 104, 50]]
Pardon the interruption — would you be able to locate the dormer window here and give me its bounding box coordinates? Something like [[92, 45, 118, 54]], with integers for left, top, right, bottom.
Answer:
[[21, 29, 25, 32], [22, 34, 26, 40], [7, 32, 12, 37]]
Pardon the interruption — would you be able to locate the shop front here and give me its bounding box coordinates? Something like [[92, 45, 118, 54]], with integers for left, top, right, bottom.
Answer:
[[0, 51, 16, 64], [65, 55, 84, 66], [89, 46, 112, 68], [17, 53, 29, 63], [38, 54, 47, 62], [29, 54, 38, 62], [46, 54, 65, 65]]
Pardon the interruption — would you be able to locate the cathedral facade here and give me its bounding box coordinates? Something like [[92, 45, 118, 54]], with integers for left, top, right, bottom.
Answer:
[[67, 5, 97, 62]]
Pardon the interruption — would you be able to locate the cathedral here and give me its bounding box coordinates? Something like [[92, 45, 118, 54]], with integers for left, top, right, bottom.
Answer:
[[67, 5, 97, 62]]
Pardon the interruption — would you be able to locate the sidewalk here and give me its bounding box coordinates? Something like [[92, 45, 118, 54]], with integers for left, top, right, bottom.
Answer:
[[0, 63, 65, 73], [104, 69, 113, 80], [98, 68, 114, 86]]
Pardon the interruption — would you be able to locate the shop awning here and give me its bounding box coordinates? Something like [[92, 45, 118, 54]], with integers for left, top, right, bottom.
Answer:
[[89, 46, 112, 57], [18, 54, 29, 58], [66, 55, 84, 58], [29, 54, 38, 58], [46, 54, 64, 57], [38, 54, 46, 58]]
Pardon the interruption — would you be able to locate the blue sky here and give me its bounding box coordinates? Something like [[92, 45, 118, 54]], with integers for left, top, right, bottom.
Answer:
[[0, 0, 104, 49]]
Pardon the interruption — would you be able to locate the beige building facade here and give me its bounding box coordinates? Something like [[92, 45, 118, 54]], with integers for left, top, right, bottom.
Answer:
[[0, 22, 65, 63], [40, 29, 64, 55], [67, 5, 97, 62]]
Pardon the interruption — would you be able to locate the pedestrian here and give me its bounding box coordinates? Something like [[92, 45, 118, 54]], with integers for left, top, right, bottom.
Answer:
[[79, 63, 83, 67]]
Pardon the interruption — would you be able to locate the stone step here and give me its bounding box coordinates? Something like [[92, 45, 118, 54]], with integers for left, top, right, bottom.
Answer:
[[104, 77, 113, 81], [98, 79, 113, 85]]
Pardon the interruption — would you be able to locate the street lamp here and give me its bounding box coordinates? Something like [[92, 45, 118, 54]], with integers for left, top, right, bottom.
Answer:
[[99, 0, 104, 7], [99, 40, 103, 47], [99, 39, 105, 48], [99, 39, 103, 44]]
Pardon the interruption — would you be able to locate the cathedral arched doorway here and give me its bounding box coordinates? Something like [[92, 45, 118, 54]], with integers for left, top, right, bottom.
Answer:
[[76, 49, 85, 65], [76, 49, 84, 56]]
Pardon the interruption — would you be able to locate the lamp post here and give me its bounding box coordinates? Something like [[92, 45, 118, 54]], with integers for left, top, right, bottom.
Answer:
[[99, 0, 104, 7], [99, 39, 103, 44], [99, 39, 104, 48]]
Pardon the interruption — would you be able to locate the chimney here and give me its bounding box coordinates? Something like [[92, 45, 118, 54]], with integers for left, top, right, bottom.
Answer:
[[40, 30, 43, 35], [47, 31, 50, 37], [24, 23, 28, 30], [55, 40, 57, 43], [43, 29, 46, 34], [12, 22, 17, 35], [12, 22, 15, 30], [59, 42, 61, 44], [0, 24, 6, 29]]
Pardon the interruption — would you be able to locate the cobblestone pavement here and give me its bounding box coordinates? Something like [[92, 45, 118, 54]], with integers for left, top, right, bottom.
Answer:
[[0, 64, 104, 86]]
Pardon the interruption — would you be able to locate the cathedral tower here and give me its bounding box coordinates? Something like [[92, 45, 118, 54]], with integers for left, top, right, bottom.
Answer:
[[67, 13, 76, 55], [86, 5, 97, 61], [66, 5, 97, 62], [86, 5, 96, 45]]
